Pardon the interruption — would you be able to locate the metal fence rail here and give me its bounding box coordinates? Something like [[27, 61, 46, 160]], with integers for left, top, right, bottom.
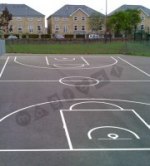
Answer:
[[0, 40, 6, 56]]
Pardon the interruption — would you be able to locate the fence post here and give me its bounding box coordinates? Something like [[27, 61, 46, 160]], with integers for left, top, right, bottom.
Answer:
[[0, 39, 6, 56]]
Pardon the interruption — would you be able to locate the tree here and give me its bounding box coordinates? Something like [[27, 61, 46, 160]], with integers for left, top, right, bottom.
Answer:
[[0, 7, 12, 33], [107, 9, 141, 37], [88, 13, 104, 33]]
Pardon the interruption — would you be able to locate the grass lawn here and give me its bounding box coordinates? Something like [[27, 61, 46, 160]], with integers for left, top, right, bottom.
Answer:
[[6, 40, 150, 56]]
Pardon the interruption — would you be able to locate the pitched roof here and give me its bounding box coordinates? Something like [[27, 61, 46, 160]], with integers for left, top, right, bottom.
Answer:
[[0, 4, 45, 17], [48, 5, 104, 18], [109, 5, 150, 16]]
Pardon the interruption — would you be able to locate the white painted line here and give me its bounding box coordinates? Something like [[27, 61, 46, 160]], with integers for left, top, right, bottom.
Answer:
[[132, 109, 150, 129], [14, 56, 118, 70], [60, 110, 73, 150], [0, 98, 150, 123], [0, 80, 58, 83], [0, 148, 150, 152], [81, 56, 90, 66], [0, 57, 9, 79], [45, 56, 50, 66], [98, 138, 132, 141], [53, 64, 84, 68], [54, 57, 75, 61], [69, 101, 124, 110], [118, 56, 150, 77], [64, 109, 129, 112], [88, 126, 140, 140], [0, 80, 150, 83], [59, 76, 99, 87]]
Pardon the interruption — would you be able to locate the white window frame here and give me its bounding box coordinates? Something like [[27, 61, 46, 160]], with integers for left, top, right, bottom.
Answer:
[[64, 25, 68, 33], [28, 18, 33, 21], [82, 26, 85, 31], [28, 25, 34, 33], [74, 17, 78, 21], [82, 17, 85, 21], [18, 25, 23, 33], [54, 17, 60, 21], [55, 25, 60, 31], [17, 17, 22, 21], [74, 25, 78, 31], [37, 18, 42, 21], [63, 17, 68, 21]]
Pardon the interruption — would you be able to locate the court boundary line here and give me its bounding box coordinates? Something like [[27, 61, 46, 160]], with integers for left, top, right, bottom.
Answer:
[[0, 148, 150, 152], [0, 80, 150, 83], [0, 57, 9, 79], [118, 56, 150, 77]]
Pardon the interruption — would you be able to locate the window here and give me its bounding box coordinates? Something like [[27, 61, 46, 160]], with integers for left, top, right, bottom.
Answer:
[[82, 26, 85, 31], [74, 26, 77, 31], [141, 15, 145, 21], [141, 25, 144, 30], [82, 17, 85, 21], [28, 18, 33, 21], [28, 25, 34, 33], [17, 17, 22, 21], [63, 17, 68, 21], [64, 25, 68, 33], [37, 18, 42, 21], [54, 17, 59, 21], [37, 26, 41, 31], [74, 17, 77, 21], [9, 25, 13, 32], [99, 25, 102, 31], [18, 26, 23, 33], [55, 25, 60, 31]]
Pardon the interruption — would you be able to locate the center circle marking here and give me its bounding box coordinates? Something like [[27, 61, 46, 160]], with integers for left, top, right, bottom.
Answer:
[[59, 76, 99, 87]]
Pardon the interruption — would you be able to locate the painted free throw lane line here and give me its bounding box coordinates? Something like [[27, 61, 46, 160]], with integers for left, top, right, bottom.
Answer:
[[45, 56, 50, 66], [60, 110, 73, 150], [14, 56, 118, 70], [118, 56, 150, 77], [81, 56, 90, 66], [0, 57, 9, 79]]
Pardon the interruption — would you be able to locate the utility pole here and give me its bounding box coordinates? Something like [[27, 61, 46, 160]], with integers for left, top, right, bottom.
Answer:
[[105, 0, 108, 32]]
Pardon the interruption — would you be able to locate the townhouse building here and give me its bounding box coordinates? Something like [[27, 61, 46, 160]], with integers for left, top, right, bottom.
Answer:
[[110, 5, 150, 33], [47, 5, 104, 39], [0, 4, 45, 34]]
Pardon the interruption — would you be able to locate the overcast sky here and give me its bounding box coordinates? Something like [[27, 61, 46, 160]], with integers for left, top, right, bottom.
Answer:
[[1, 0, 150, 18]]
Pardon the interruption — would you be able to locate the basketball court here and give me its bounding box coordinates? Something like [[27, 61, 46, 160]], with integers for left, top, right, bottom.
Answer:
[[0, 54, 150, 165]]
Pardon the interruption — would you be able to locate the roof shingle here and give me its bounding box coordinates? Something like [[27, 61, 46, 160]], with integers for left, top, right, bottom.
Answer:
[[48, 5, 104, 18], [0, 4, 45, 17], [109, 5, 150, 16]]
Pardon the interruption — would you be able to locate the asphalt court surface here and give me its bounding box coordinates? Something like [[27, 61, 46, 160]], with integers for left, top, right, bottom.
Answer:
[[0, 54, 150, 166]]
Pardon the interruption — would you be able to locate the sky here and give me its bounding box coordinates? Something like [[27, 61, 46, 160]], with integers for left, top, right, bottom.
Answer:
[[1, 0, 150, 18]]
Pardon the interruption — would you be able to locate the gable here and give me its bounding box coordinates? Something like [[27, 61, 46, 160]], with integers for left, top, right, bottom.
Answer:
[[70, 8, 89, 17]]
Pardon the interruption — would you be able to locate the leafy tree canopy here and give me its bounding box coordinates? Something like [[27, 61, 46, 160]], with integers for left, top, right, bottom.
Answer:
[[88, 13, 104, 32], [0, 7, 12, 33], [107, 9, 141, 35]]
